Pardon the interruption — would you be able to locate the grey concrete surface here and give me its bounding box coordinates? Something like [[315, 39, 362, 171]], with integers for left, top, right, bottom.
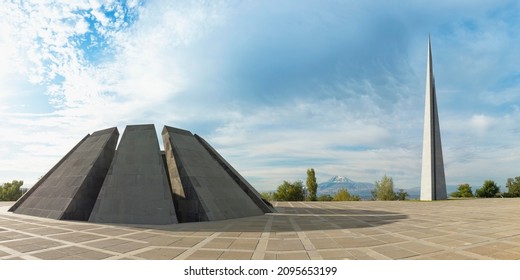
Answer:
[[89, 124, 178, 225], [421, 36, 447, 201], [162, 126, 265, 222], [195, 134, 275, 213], [2, 199, 520, 260], [12, 128, 119, 221], [9, 134, 91, 213]]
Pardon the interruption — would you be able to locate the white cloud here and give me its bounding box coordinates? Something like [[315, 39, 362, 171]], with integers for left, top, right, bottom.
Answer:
[[469, 114, 496, 134]]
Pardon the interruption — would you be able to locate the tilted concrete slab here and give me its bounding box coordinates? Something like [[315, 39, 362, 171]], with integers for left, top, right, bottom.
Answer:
[[194, 134, 275, 213], [162, 126, 266, 222], [9, 134, 91, 213], [12, 127, 119, 220], [89, 124, 178, 225]]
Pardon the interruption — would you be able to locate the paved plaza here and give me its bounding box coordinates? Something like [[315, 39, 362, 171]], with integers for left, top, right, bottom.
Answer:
[[1, 199, 520, 260]]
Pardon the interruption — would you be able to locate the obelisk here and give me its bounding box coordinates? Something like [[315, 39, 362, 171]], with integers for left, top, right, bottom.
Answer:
[[420, 35, 447, 200]]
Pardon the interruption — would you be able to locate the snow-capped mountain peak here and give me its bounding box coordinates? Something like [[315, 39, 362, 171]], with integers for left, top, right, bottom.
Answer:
[[328, 176, 354, 183], [318, 176, 374, 198]]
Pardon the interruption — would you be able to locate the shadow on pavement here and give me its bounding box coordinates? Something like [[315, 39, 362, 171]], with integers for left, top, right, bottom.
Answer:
[[135, 207, 408, 233]]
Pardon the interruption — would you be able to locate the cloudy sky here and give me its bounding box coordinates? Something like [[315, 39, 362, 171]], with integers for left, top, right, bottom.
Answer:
[[1, 0, 520, 192]]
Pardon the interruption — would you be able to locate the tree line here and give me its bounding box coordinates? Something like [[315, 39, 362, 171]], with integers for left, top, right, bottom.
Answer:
[[0, 180, 24, 201], [261, 170, 408, 201], [450, 177, 520, 198], [262, 169, 520, 202]]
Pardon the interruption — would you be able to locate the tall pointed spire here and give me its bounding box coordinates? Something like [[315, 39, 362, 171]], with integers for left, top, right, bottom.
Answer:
[[420, 34, 447, 200]]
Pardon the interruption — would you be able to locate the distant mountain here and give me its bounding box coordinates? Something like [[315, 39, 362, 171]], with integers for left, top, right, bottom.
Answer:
[[317, 176, 458, 200], [317, 176, 375, 199]]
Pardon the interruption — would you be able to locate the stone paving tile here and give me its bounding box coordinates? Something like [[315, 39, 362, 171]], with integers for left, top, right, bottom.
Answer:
[[85, 227, 136, 236], [184, 250, 224, 260], [56, 224, 103, 231], [58, 249, 114, 260], [333, 236, 384, 248], [346, 249, 380, 260], [239, 232, 262, 238], [309, 238, 340, 249], [267, 239, 305, 251], [50, 232, 104, 243], [305, 231, 328, 238], [189, 231, 215, 237], [263, 253, 276, 260], [317, 249, 353, 259], [32, 248, 74, 259], [272, 232, 299, 238], [140, 235, 182, 246], [23, 227, 73, 236], [323, 230, 349, 238], [170, 237, 206, 248], [418, 251, 478, 260], [103, 241, 151, 253], [276, 252, 310, 260], [83, 238, 128, 249], [229, 239, 258, 250], [372, 234, 409, 244], [218, 251, 253, 260], [397, 241, 443, 254], [0, 249, 9, 257], [398, 229, 448, 239], [1, 223, 42, 231], [135, 248, 186, 260], [218, 232, 242, 237], [505, 236, 520, 244], [488, 250, 520, 259], [202, 238, 234, 249], [371, 245, 418, 259], [0, 237, 64, 253], [464, 242, 517, 257], [423, 236, 473, 248], [122, 232, 161, 241], [0, 231, 33, 241]]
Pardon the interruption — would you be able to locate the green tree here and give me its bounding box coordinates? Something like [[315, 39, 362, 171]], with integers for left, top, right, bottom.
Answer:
[[272, 180, 305, 201], [317, 194, 333, 201], [332, 188, 360, 201], [506, 177, 520, 197], [372, 175, 396, 201], [260, 192, 274, 201], [475, 180, 500, 198], [395, 189, 409, 200], [450, 183, 474, 198], [0, 180, 24, 201], [306, 168, 318, 201]]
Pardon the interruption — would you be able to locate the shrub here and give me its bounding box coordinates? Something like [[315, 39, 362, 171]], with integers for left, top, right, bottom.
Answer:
[[272, 180, 305, 201], [450, 183, 474, 198], [475, 180, 500, 198], [317, 194, 333, 201], [372, 175, 396, 201], [332, 188, 360, 201]]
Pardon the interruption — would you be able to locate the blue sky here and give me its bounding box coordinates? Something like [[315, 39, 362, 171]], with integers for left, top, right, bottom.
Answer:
[[1, 0, 520, 192]]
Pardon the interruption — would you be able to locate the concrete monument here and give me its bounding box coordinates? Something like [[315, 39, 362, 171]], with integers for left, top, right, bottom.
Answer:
[[420, 35, 448, 200], [11, 124, 273, 224]]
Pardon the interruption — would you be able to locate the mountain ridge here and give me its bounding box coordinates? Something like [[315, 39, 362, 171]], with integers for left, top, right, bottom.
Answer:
[[317, 176, 375, 198], [317, 176, 430, 199]]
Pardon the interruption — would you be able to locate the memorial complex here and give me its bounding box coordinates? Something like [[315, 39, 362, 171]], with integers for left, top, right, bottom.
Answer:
[[9, 124, 274, 224]]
